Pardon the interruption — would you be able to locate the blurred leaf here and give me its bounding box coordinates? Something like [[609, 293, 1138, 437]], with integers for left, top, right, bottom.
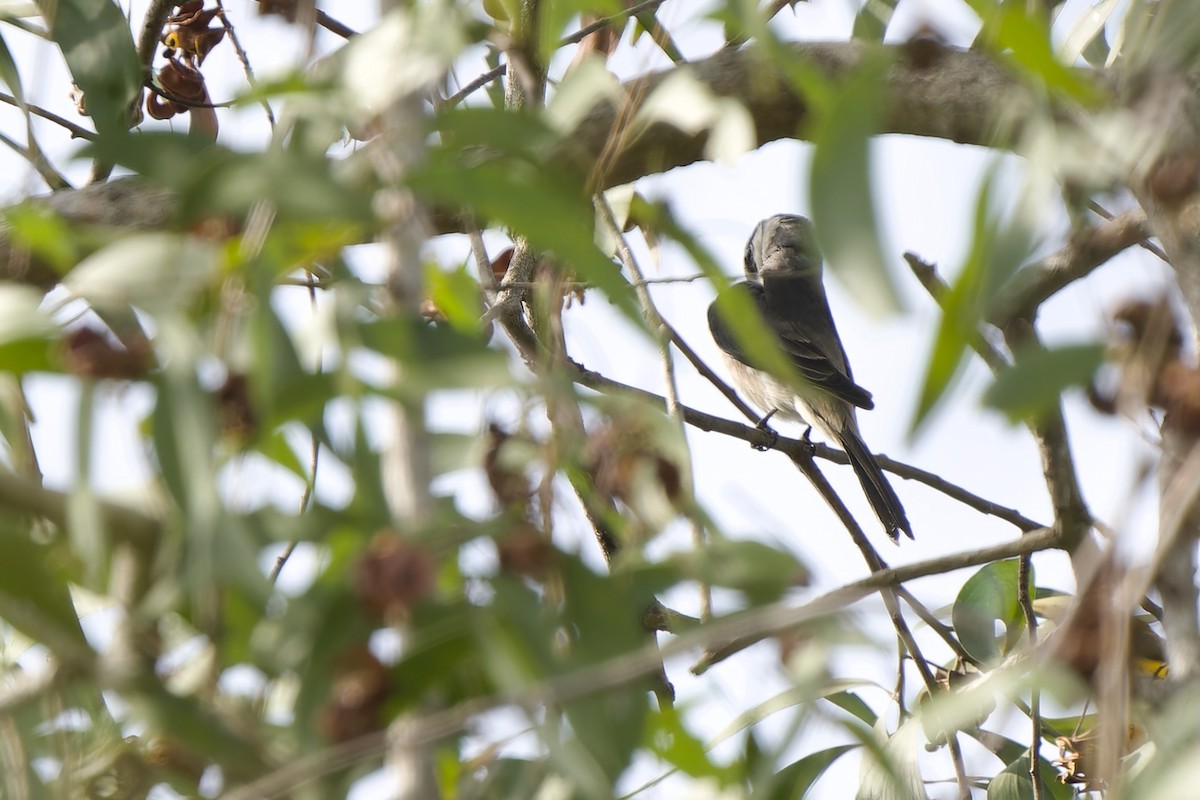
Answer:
[[38, 0, 140, 135], [809, 51, 900, 315], [671, 539, 807, 605], [0, 285, 57, 374], [855, 718, 926, 800], [64, 232, 220, 312], [826, 690, 879, 726], [983, 343, 1105, 423], [1058, 0, 1121, 66], [968, 1, 1103, 103], [3, 203, 81, 274], [83, 132, 374, 224], [412, 107, 644, 329], [0, 517, 89, 660], [0, 29, 24, 102], [987, 753, 1073, 800], [852, 0, 897, 41], [545, 54, 623, 136], [645, 706, 733, 783], [953, 559, 1032, 664], [358, 316, 510, 398], [538, 0, 621, 66], [425, 261, 484, 334], [911, 169, 1032, 435], [632, 69, 755, 165], [769, 744, 858, 800]]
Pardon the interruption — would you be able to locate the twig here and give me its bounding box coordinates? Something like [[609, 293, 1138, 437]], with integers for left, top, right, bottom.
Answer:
[[214, 0, 276, 128], [0, 129, 71, 189], [1088, 201, 1168, 262], [444, 0, 669, 108], [0, 91, 96, 140], [1018, 553, 1043, 799], [596, 194, 712, 621]]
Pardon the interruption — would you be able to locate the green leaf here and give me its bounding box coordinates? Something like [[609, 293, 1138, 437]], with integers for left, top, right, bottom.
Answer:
[[910, 168, 1033, 435], [967, 1, 1104, 103], [538, 0, 622, 66], [644, 706, 733, 783], [769, 744, 858, 800], [983, 343, 1105, 423], [38, 0, 140, 135], [64, 232, 220, 312], [852, 0, 897, 41], [0, 517, 89, 661], [412, 107, 645, 330], [358, 316, 510, 399], [671, 539, 807, 605], [952, 559, 1033, 664], [855, 718, 926, 800], [809, 50, 901, 315], [2, 202, 81, 275], [0, 30, 25, 103], [0, 285, 57, 374], [987, 753, 1074, 800], [425, 261, 484, 334], [825, 690, 879, 726]]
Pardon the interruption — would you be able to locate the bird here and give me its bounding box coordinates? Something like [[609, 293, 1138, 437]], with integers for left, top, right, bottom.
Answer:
[[707, 214, 913, 541]]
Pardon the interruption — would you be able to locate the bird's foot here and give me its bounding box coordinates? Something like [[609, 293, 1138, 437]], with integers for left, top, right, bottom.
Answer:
[[752, 410, 779, 451]]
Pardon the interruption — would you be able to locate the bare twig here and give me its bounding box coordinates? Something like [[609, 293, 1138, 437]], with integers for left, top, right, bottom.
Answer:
[[0, 92, 96, 140]]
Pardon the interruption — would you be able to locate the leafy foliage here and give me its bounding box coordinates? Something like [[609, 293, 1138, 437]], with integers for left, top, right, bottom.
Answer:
[[0, 1, 1190, 799]]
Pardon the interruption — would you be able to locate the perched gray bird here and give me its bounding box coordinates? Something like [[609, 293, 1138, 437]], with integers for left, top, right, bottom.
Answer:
[[707, 214, 913, 541]]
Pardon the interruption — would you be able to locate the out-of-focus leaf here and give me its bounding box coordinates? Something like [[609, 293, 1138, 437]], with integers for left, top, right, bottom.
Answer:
[[545, 54, 623, 135], [826, 690, 879, 726], [83, 132, 374, 224], [671, 539, 807, 605], [425, 261, 484, 333], [340, 3, 467, 119], [983, 343, 1105, 423], [3, 203, 81, 275], [769, 744, 858, 800], [810, 52, 900, 315], [855, 718, 926, 800], [537, 0, 621, 67], [1058, 0, 1121, 65], [968, 1, 1103, 103], [38, 0, 140, 135], [911, 169, 1032, 435], [0, 517, 89, 661], [64, 232, 220, 312], [0, 285, 57, 374], [0, 30, 24, 102], [987, 753, 1073, 800], [358, 317, 510, 399], [952, 559, 1032, 664], [644, 706, 734, 783], [852, 0, 897, 41], [558, 558, 648, 786], [631, 69, 754, 166], [412, 108, 644, 329]]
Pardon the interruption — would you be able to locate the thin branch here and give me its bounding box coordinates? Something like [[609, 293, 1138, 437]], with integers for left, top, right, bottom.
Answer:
[[0, 129, 71, 190], [596, 194, 712, 622], [989, 208, 1159, 326], [569, 361, 1049, 536], [214, 0, 276, 128], [0, 91, 96, 140]]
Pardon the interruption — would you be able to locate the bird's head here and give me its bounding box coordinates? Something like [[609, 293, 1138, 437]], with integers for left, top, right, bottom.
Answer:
[[743, 214, 823, 282]]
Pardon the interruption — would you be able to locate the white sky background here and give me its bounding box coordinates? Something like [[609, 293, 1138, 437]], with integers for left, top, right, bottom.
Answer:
[[0, 0, 1179, 798]]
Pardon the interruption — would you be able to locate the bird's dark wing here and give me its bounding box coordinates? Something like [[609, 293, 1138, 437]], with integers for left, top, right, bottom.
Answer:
[[709, 282, 874, 410]]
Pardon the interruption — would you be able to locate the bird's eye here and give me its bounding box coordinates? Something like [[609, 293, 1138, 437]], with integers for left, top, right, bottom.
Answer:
[[743, 239, 756, 274]]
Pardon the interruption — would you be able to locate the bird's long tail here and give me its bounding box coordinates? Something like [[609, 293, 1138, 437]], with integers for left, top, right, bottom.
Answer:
[[838, 429, 913, 541]]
